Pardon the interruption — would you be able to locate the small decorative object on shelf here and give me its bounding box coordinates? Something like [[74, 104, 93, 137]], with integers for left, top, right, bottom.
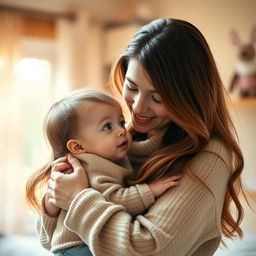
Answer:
[[229, 26, 256, 98]]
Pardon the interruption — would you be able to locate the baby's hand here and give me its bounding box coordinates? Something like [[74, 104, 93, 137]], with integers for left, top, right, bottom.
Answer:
[[148, 174, 182, 198], [44, 191, 60, 217]]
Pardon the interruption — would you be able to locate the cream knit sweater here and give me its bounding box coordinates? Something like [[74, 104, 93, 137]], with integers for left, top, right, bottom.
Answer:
[[37, 152, 156, 252], [37, 133, 231, 256]]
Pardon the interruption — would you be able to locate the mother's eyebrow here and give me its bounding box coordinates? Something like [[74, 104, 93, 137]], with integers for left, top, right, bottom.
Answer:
[[125, 76, 158, 93], [125, 76, 138, 86]]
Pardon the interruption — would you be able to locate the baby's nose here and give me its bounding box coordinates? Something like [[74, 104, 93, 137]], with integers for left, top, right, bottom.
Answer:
[[117, 127, 126, 136]]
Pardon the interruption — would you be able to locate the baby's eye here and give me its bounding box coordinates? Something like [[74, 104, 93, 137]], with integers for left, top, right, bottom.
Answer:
[[103, 122, 112, 131], [120, 120, 126, 127]]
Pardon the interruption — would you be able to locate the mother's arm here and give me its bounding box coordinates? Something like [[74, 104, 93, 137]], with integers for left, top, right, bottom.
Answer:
[[64, 177, 215, 255], [55, 144, 230, 255]]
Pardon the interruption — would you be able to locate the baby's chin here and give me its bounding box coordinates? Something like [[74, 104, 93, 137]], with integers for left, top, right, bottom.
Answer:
[[112, 153, 129, 163]]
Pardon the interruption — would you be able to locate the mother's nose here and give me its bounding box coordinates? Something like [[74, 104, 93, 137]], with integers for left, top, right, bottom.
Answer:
[[132, 94, 148, 113]]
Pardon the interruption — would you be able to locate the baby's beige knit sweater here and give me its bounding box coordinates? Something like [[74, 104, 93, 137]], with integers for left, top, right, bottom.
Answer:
[[37, 134, 231, 256], [37, 154, 155, 252]]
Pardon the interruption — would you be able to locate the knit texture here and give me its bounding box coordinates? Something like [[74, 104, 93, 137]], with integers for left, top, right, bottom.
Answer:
[[36, 150, 155, 252], [63, 137, 231, 256]]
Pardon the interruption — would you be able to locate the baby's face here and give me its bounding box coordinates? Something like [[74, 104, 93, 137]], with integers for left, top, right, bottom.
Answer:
[[76, 102, 132, 162]]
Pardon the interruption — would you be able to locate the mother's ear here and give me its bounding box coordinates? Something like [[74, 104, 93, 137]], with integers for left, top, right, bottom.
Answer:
[[67, 139, 86, 154]]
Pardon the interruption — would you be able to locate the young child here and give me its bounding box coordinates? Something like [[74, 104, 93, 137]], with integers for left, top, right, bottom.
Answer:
[[26, 89, 181, 256]]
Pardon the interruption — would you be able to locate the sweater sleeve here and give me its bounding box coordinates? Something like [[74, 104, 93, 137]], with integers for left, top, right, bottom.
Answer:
[[103, 183, 155, 216], [35, 195, 58, 250], [76, 154, 155, 216], [64, 140, 231, 255]]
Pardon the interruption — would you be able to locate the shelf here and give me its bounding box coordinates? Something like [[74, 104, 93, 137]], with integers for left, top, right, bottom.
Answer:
[[228, 98, 256, 107]]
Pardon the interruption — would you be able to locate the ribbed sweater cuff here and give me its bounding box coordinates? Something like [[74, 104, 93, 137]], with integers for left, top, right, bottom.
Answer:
[[39, 196, 58, 237], [135, 183, 155, 209], [41, 214, 58, 230]]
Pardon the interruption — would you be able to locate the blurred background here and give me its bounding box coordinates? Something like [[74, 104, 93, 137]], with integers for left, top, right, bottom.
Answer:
[[0, 0, 255, 255]]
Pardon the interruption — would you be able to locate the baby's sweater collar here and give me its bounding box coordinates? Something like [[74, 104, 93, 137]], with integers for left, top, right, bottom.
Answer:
[[129, 129, 166, 160]]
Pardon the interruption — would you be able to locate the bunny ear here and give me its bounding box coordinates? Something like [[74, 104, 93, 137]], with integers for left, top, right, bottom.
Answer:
[[250, 25, 256, 44], [230, 29, 241, 46]]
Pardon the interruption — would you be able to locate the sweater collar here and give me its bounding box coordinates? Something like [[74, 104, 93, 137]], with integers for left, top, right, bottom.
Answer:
[[129, 129, 166, 159]]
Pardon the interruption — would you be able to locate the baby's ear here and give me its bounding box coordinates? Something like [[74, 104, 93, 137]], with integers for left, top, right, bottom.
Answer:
[[66, 139, 86, 154]]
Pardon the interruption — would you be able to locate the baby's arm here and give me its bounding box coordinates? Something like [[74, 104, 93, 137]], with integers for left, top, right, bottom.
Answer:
[[36, 157, 72, 250], [78, 154, 182, 216], [104, 174, 182, 216], [36, 194, 59, 250]]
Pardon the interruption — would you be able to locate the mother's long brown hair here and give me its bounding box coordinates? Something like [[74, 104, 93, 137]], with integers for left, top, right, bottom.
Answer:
[[111, 18, 244, 239]]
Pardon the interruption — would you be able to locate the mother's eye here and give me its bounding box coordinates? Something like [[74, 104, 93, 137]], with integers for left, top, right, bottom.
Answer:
[[152, 95, 162, 104], [125, 83, 137, 91]]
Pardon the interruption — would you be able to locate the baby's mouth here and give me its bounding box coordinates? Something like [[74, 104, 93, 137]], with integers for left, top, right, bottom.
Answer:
[[118, 140, 128, 148]]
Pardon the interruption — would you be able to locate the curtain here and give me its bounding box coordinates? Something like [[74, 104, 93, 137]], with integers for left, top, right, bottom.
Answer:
[[0, 10, 23, 234], [0, 8, 104, 236], [55, 10, 104, 97]]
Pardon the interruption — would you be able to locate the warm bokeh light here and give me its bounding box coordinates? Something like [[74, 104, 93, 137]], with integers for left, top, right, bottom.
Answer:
[[0, 58, 4, 69], [15, 58, 51, 81], [15, 58, 51, 96]]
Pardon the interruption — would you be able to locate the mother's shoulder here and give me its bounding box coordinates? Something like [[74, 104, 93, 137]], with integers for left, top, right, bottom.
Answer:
[[187, 138, 232, 187], [203, 137, 230, 158]]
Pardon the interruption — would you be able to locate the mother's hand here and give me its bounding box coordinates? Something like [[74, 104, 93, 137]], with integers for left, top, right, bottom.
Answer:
[[48, 154, 89, 210]]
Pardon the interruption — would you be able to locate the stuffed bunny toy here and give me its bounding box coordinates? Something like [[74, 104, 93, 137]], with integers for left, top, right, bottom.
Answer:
[[229, 26, 256, 97]]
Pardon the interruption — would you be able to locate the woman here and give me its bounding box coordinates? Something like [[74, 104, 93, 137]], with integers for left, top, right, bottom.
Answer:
[[45, 18, 244, 255]]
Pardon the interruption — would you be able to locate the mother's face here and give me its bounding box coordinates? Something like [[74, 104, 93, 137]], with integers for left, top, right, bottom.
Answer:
[[122, 58, 171, 136]]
